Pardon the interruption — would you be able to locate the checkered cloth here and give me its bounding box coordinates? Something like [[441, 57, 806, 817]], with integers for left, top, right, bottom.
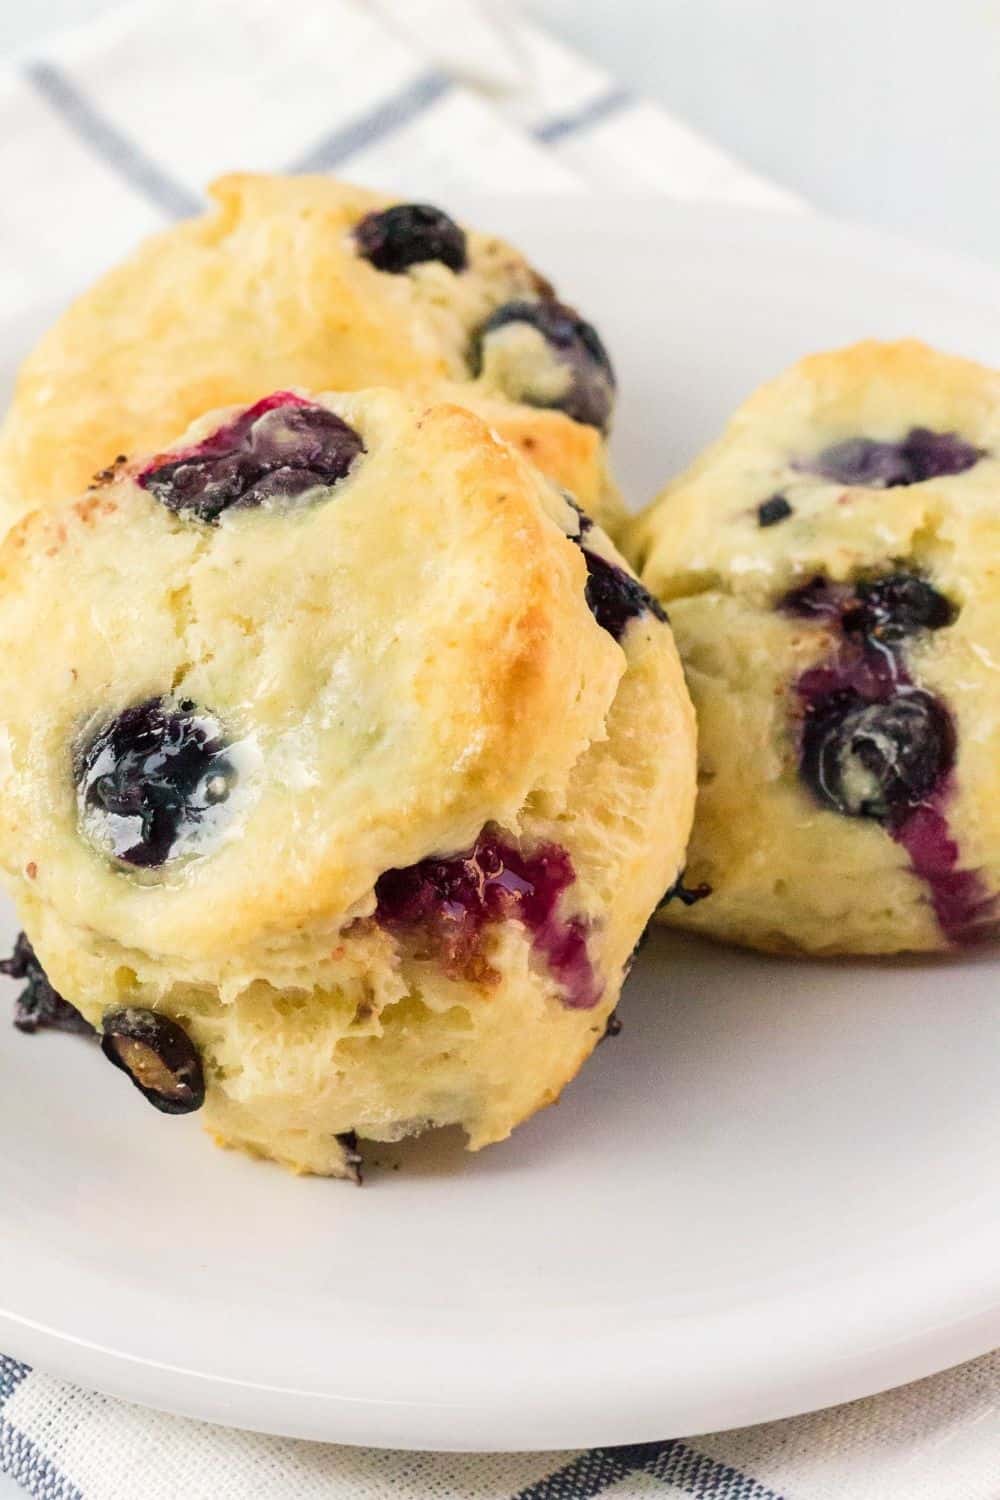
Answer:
[[0, 2, 996, 1496]]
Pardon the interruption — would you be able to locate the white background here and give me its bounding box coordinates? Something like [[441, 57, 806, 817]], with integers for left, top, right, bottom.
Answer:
[[0, 1, 995, 1493], [2, 0, 1000, 264]]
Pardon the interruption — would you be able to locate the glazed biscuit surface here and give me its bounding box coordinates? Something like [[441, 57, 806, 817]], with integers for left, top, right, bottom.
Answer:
[[629, 340, 1000, 954], [0, 173, 622, 535], [0, 389, 694, 1175]]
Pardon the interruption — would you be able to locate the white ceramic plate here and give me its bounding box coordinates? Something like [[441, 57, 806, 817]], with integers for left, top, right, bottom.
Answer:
[[0, 199, 998, 1452]]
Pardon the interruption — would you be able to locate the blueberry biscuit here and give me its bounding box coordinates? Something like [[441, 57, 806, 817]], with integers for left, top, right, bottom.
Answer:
[[629, 340, 1000, 954], [0, 173, 621, 535], [0, 389, 694, 1177]]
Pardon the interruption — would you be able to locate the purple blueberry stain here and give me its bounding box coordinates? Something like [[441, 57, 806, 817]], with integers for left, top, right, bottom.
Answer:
[[803, 428, 982, 488], [139, 393, 364, 522], [354, 203, 467, 274], [77, 697, 238, 869], [471, 299, 616, 432], [893, 805, 998, 942], [1, 932, 93, 1036], [783, 568, 996, 942], [375, 827, 601, 1009]]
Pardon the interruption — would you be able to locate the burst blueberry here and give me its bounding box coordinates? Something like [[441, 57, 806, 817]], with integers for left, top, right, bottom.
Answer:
[[375, 827, 599, 1008], [844, 572, 956, 644], [140, 394, 364, 522], [0, 932, 92, 1036], [77, 697, 236, 868], [471, 299, 615, 432], [354, 203, 467, 274], [799, 687, 954, 823], [101, 1007, 205, 1114]]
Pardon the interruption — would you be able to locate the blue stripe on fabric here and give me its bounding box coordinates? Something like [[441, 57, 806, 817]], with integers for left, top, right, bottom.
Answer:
[[514, 1445, 632, 1498], [287, 69, 453, 172], [516, 1440, 788, 1500], [0, 1357, 28, 1408], [24, 61, 200, 219], [1, 1423, 84, 1500], [1, 1361, 84, 1499], [532, 86, 632, 145]]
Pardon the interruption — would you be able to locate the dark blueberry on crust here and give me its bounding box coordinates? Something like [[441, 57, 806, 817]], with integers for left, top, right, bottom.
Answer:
[[799, 687, 954, 823], [844, 573, 957, 644], [809, 437, 913, 488], [600, 1009, 623, 1042], [77, 698, 237, 869], [582, 550, 667, 641], [140, 394, 364, 522], [0, 933, 92, 1036], [337, 1130, 364, 1185], [376, 827, 600, 1008], [805, 428, 981, 488], [757, 495, 793, 527], [471, 300, 616, 432], [659, 871, 712, 908], [354, 203, 467, 274], [101, 1007, 205, 1114]]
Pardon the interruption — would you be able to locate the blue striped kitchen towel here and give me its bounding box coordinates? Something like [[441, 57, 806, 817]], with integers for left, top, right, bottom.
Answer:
[[0, 2, 995, 1497]]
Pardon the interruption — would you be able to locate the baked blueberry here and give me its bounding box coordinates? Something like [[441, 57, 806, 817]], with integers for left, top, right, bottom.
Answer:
[[101, 1006, 205, 1114], [809, 437, 913, 488], [77, 698, 237, 868], [781, 575, 852, 622], [757, 495, 793, 527], [0, 932, 92, 1036], [658, 870, 712, 908], [845, 572, 957, 643], [337, 1130, 363, 1186], [601, 1008, 623, 1040], [799, 687, 954, 823], [471, 300, 615, 432], [353, 203, 467, 274], [582, 549, 667, 641], [376, 827, 599, 1008], [806, 428, 981, 488], [140, 394, 363, 522]]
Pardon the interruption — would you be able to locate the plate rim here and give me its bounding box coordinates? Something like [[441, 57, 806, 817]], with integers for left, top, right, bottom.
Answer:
[[2, 196, 1000, 1451]]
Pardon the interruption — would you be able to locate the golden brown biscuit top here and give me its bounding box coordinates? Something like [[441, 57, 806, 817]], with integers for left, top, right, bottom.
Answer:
[[0, 388, 625, 963], [631, 340, 1000, 605], [0, 172, 620, 530]]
